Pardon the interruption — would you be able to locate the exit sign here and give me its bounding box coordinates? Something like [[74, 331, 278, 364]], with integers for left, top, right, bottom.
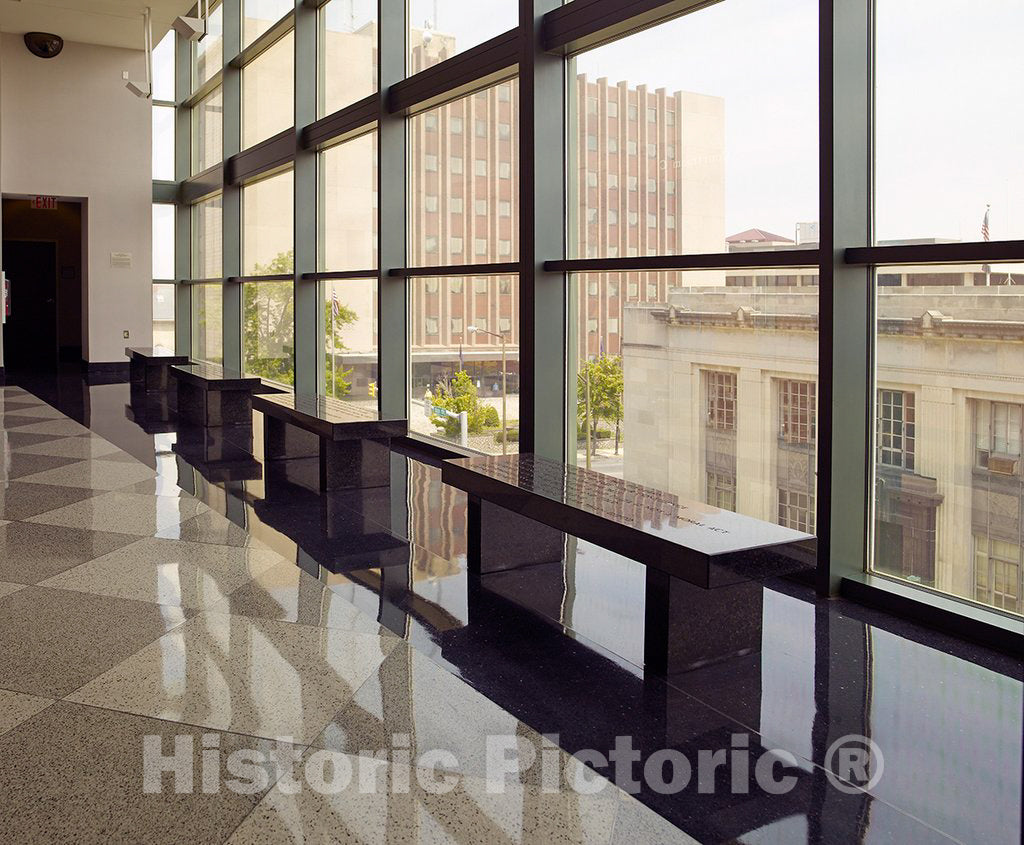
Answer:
[[31, 196, 58, 210]]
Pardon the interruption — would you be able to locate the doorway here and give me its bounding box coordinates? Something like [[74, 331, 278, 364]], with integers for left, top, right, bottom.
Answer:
[[2, 240, 59, 369], [2, 197, 84, 371]]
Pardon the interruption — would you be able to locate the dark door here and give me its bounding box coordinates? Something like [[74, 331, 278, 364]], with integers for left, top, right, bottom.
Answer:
[[2, 240, 58, 370]]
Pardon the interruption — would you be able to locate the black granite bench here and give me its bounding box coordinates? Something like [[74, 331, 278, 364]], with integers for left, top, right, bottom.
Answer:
[[170, 363, 275, 427], [441, 453, 814, 675], [126, 346, 190, 392], [252, 392, 408, 491]]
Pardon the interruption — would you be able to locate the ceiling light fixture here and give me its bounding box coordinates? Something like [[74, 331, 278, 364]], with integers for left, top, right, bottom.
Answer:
[[123, 7, 152, 98], [172, 0, 208, 42]]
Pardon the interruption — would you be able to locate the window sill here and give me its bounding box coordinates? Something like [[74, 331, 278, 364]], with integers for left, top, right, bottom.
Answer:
[[841, 572, 1023, 655]]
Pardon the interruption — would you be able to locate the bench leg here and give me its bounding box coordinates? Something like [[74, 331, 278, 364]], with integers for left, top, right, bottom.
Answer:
[[206, 388, 253, 426], [466, 497, 565, 574], [644, 570, 763, 676], [144, 363, 172, 392], [264, 417, 318, 461], [130, 359, 145, 386], [320, 437, 391, 491], [176, 380, 207, 426]]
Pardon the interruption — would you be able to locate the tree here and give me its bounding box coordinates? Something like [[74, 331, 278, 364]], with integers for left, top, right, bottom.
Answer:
[[429, 370, 500, 436], [577, 355, 624, 454], [243, 250, 357, 394]]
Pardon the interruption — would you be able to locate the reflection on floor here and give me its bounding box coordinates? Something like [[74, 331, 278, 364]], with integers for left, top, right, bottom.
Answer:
[[1, 370, 1021, 845]]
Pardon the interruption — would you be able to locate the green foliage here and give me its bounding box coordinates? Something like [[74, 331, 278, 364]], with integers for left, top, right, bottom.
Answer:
[[242, 250, 358, 395], [429, 370, 504, 436], [495, 428, 520, 444], [577, 355, 625, 453]]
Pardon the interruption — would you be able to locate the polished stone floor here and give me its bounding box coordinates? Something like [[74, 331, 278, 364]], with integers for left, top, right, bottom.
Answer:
[[0, 372, 1021, 845]]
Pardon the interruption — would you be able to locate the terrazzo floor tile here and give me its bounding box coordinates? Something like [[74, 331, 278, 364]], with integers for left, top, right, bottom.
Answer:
[[69, 612, 400, 744], [224, 749, 675, 845], [0, 585, 189, 697], [156, 508, 265, 548], [0, 688, 53, 737], [41, 537, 290, 610], [8, 418, 91, 437], [0, 480, 101, 521], [26, 489, 208, 535], [0, 414, 63, 429], [207, 561, 397, 636], [14, 433, 124, 458], [314, 643, 550, 779], [18, 457, 158, 491], [0, 451, 83, 481], [0, 701, 298, 845], [0, 403, 66, 419], [0, 521, 138, 584]]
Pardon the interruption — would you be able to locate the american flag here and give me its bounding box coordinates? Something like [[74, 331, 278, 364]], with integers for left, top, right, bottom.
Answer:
[[982, 205, 991, 242], [331, 287, 340, 319]]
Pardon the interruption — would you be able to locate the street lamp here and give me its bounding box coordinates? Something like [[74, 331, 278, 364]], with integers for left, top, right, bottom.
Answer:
[[467, 325, 508, 455]]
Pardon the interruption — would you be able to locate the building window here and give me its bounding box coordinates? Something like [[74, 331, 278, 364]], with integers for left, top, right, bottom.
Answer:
[[425, 317, 439, 336], [646, 143, 656, 157], [608, 174, 618, 189], [499, 317, 511, 332], [666, 215, 676, 229], [425, 112, 437, 130], [450, 278, 463, 294], [474, 238, 487, 255], [608, 101, 618, 118], [666, 180, 676, 195], [707, 472, 737, 512], [628, 176, 638, 191], [498, 240, 512, 256], [608, 138, 618, 153], [424, 278, 439, 294], [587, 134, 598, 151], [499, 200, 511, 217], [450, 116, 462, 134], [499, 278, 512, 294], [425, 236, 438, 253], [499, 122, 511, 140], [974, 536, 1022, 613], [450, 237, 463, 254], [608, 317, 618, 333], [474, 199, 488, 216], [586, 171, 598, 188], [499, 162, 512, 179], [706, 371, 737, 431], [878, 390, 916, 470], [627, 140, 638, 155], [425, 195, 438, 213], [628, 104, 638, 120], [475, 119, 487, 138], [975, 401, 1023, 471], [474, 159, 488, 176], [628, 212, 638, 225], [587, 281, 598, 296], [779, 380, 817, 445], [451, 318, 463, 334], [666, 110, 675, 126], [425, 154, 438, 172], [646, 282, 657, 298], [450, 156, 463, 174], [778, 489, 815, 533], [450, 197, 464, 214], [647, 213, 657, 228], [474, 278, 488, 294], [646, 178, 657, 192], [586, 208, 598, 224], [608, 209, 619, 225]]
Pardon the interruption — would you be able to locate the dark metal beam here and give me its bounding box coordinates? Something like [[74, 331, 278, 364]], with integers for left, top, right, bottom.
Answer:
[[542, 0, 722, 55], [387, 29, 519, 115], [388, 262, 521, 278], [301, 95, 378, 150], [180, 164, 225, 204], [546, 249, 820, 274], [846, 240, 1024, 266], [225, 129, 296, 185], [302, 269, 379, 281], [228, 11, 295, 69]]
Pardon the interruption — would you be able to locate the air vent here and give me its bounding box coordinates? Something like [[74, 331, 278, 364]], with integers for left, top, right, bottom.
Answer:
[[988, 454, 1019, 476]]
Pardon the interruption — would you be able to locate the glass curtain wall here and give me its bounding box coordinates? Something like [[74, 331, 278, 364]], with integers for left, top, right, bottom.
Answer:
[[161, 0, 1024, 626], [871, 0, 1024, 615], [566, 0, 820, 532], [242, 170, 295, 385]]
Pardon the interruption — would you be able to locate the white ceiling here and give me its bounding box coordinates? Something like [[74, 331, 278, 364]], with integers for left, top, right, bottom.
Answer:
[[0, 0, 194, 50]]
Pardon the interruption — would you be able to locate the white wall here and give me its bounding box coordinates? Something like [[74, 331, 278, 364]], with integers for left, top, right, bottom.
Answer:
[[1, 33, 151, 364]]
